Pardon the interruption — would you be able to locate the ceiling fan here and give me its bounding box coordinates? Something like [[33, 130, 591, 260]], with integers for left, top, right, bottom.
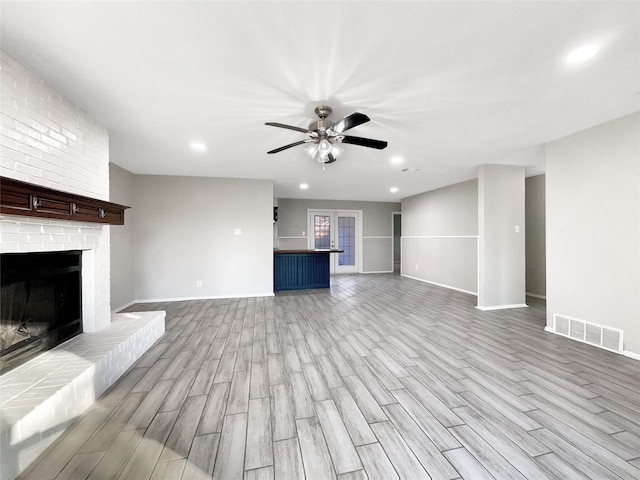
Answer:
[[265, 105, 388, 164]]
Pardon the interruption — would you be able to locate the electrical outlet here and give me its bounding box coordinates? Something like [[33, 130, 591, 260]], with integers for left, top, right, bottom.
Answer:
[[302, 231, 306, 236], [415, 264, 419, 270], [196, 280, 202, 287]]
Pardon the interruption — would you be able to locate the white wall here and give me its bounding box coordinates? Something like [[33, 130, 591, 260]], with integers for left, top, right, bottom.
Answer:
[[546, 112, 640, 356], [276, 198, 400, 273], [401, 179, 478, 293], [0, 50, 112, 332], [478, 165, 526, 309], [132, 175, 274, 301], [525, 175, 546, 297], [109, 163, 135, 311]]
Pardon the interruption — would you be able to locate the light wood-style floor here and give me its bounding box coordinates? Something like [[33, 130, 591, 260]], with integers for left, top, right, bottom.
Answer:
[[19, 274, 640, 479]]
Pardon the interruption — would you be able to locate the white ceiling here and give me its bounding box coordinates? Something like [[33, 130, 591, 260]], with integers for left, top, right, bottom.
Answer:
[[1, 1, 639, 201]]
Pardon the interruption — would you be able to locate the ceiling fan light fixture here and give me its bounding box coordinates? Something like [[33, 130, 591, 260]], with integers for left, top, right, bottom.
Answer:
[[318, 138, 332, 155], [303, 143, 317, 156], [305, 139, 342, 163], [329, 143, 343, 159]]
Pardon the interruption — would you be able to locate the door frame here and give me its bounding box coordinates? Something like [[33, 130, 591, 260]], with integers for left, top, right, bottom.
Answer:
[[307, 209, 363, 274], [392, 211, 402, 274]]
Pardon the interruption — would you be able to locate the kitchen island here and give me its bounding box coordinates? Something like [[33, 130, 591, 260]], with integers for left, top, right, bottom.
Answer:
[[274, 249, 343, 291]]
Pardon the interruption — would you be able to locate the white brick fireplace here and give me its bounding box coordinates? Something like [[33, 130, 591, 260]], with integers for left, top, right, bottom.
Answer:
[[1, 219, 111, 333], [1, 49, 113, 333], [0, 51, 164, 479]]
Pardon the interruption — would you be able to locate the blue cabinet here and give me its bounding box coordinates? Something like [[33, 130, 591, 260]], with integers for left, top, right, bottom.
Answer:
[[274, 252, 331, 291]]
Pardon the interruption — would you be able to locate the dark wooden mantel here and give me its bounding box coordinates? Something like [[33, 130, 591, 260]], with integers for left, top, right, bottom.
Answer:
[[0, 176, 130, 225]]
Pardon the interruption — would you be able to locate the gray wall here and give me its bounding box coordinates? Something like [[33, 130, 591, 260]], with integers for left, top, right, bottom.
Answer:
[[525, 175, 546, 297], [130, 175, 274, 301], [546, 112, 640, 355], [276, 198, 401, 273], [109, 163, 136, 310], [401, 179, 478, 293], [478, 165, 526, 308]]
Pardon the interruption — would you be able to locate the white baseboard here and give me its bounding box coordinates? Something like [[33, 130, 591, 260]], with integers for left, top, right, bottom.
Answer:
[[623, 350, 640, 362], [476, 303, 529, 311], [135, 292, 275, 303], [544, 325, 640, 363], [361, 270, 394, 274], [526, 292, 547, 300], [401, 274, 478, 296], [112, 300, 136, 313]]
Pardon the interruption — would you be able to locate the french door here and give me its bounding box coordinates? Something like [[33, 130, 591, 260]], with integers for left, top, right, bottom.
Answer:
[[308, 210, 360, 274]]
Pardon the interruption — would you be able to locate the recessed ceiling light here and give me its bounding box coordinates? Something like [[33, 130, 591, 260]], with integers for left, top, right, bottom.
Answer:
[[390, 156, 404, 165], [390, 187, 399, 193], [566, 44, 600, 64], [299, 183, 309, 190], [190, 142, 207, 152]]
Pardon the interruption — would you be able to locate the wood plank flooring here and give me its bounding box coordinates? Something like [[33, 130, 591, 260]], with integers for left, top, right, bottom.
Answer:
[[18, 274, 640, 479]]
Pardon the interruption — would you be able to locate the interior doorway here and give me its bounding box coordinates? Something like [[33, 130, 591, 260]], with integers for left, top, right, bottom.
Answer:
[[392, 212, 401, 273], [308, 209, 362, 274]]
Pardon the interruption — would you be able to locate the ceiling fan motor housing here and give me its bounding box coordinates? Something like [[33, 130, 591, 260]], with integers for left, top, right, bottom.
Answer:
[[308, 119, 333, 134], [310, 106, 334, 134]]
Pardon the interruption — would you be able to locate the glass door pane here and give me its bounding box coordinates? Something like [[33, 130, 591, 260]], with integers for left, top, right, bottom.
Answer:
[[337, 216, 355, 266], [335, 213, 358, 273], [314, 215, 331, 249]]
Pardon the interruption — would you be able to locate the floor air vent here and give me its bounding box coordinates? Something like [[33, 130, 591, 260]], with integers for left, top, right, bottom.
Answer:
[[552, 314, 623, 353]]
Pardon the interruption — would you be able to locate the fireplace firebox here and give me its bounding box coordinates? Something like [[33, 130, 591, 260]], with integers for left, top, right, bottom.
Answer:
[[1, 251, 82, 374]]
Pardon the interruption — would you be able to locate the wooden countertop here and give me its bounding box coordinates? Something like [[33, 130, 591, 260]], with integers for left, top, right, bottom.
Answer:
[[274, 249, 344, 254]]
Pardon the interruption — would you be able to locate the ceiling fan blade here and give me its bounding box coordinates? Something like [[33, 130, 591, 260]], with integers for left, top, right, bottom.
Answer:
[[332, 112, 370, 133], [341, 135, 388, 150], [267, 140, 309, 154], [265, 122, 310, 134]]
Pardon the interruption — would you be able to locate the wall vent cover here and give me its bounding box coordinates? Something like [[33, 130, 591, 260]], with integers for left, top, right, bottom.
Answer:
[[552, 314, 623, 353]]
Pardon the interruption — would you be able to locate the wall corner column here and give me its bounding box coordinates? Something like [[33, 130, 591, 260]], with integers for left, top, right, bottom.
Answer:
[[477, 164, 527, 310]]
